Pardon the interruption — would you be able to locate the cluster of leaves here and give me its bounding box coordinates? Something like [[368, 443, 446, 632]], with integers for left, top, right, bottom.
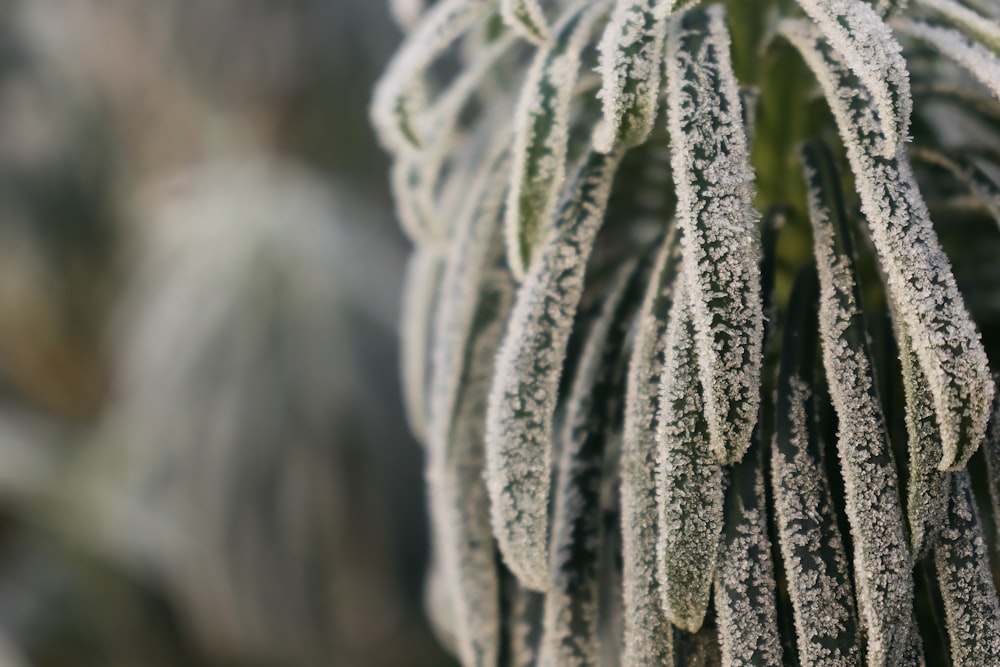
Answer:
[[373, 0, 1000, 664]]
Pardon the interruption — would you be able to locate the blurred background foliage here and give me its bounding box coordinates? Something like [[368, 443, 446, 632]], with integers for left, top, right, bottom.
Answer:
[[0, 1, 454, 665]]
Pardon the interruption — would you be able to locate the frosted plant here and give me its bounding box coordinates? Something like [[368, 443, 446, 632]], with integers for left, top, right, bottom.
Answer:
[[374, 0, 1000, 663]]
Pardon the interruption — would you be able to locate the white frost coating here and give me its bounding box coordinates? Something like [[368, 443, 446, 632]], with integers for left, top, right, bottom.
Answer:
[[895, 19, 1000, 101], [594, 0, 676, 152], [400, 245, 445, 445], [501, 0, 551, 43], [934, 471, 1000, 666], [427, 149, 510, 463], [655, 272, 724, 633], [510, 587, 546, 667], [894, 317, 949, 561], [540, 262, 635, 667], [621, 230, 678, 666], [913, 0, 1000, 52], [485, 150, 622, 592], [781, 19, 994, 473], [772, 378, 861, 667], [802, 115, 919, 666], [428, 227, 515, 667], [506, 1, 610, 280], [794, 0, 912, 156], [664, 5, 763, 465], [371, 0, 495, 152], [714, 456, 784, 667]]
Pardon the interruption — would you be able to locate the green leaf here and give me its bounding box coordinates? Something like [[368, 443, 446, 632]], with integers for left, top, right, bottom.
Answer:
[[665, 4, 764, 465], [506, 1, 611, 279], [772, 263, 862, 667], [486, 149, 623, 592], [934, 471, 1000, 666], [655, 271, 724, 633]]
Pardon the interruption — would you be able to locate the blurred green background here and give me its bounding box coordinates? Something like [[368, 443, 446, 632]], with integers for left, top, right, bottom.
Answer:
[[0, 1, 456, 665]]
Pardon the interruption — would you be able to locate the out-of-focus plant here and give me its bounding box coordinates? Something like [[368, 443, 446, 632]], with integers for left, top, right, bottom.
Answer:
[[374, 0, 1000, 664]]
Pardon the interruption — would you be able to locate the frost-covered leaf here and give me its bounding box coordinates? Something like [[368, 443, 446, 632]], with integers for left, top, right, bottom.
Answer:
[[540, 260, 640, 667], [594, 0, 676, 152], [714, 443, 783, 667], [501, 0, 550, 43], [621, 228, 680, 667], [428, 147, 510, 462], [797, 122, 921, 666], [895, 321, 950, 562], [665, 4, 763, 465], [772, 264, 862, 667], [425, 156, 514, 667], [909, 146, 1000, 229], [913, 0, 1000, 53], [794, 0, 911, 155], [655, 271, 724, 633], [400, 246, 445, 444], [486, 149, 623, 592], [895, 19, 1000, 101], [780, 18, 994, 473], [934, 471, 1000, 666], [983, 387, 1000, 556], [506, 1, 611, 279], [371, 0, 496, 152]]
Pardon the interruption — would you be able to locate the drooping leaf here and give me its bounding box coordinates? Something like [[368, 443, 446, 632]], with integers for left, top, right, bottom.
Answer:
[[772, 264, 862, 667], [794, 0, 912, 155], [655, 271, 724, 633], [486, 148, 623, 592], [909, 146, 1000, 230], [540, 259, 641, 667], [714, 442, 784, 667], [665, 4, 763, 465], [895, 19, 1000, 101], [913, 0, 1000, 53], [594, 0, 677, 151], [400, 246, 445, 445], [371, 0, 497, 152], [780, 18, 994, 473], [620, 227, 680, 666], [797, 124, 922, 667], [506, 1, 611, 280], [934, 471, 1000, 666]]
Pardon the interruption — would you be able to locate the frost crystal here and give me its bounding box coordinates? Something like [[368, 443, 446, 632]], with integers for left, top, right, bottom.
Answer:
[[486, 149, 622, 592], [665, 4, 763, 465], [655, 271, 724, 633], [506, 1, 610, 279]]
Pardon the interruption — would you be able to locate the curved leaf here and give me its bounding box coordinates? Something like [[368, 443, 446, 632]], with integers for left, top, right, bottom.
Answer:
[[665, 4, 764, 465], [486, 149, 623, 592]]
